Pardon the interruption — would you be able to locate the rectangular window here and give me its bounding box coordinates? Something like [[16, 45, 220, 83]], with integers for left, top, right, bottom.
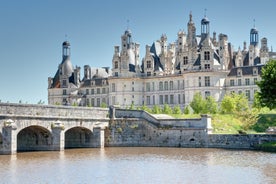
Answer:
[[152, 82, 155, 91], [63, 89, 66, 95], [91, 98, 95, 107], [159, 95, 163, 104], [198, 77, 201, 87], [183, 94, 185, 104], [204, 64, 210, 70], [86, 89, 89, 95], [238, 79, 242, 86], [205, 91, 210, 98], [62, 80, 67, 87], [230, 79, 235, 86], [115, 72, 118, 77], [205, 76, 210, 86], [86, 99, 90, 106], [169, 81, 173, 90], [132, 87, 134, 91], [102, 88, 106, 94], [147, 72, 151, 76], [178, 94, 181, 104], [183, 56, 188, 65], [114, 61, 118, 69], [245, 78, 250, 85], [204, 51, 210, 60], [91, 89, 94, 94], [165, 95, 169, 104], [170, 95, 174, 104], [159, 82, 163, 91], [164, 81, 168, 90], [96, 98, 100, 107], [153, 95, 155, 105], [146, 82, 150, 92], [146, 61, 151, 68], [97, 88, 100, 94], [245, 90, 250, 100], [146, 96, 150, 105], [112, 83, 115, 92], [253, 78, 257, 85], [177, 80, 180, 90]]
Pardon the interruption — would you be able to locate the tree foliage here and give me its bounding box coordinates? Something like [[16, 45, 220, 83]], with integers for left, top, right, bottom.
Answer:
[[190, 92, 217, 114], [152, 105, 162, 114], [163, 104, 172, 114], [221, 93, 249, 114], [173, 105, 182, 114], [257, 60, 276, 109], [190, 92, 205, 114]]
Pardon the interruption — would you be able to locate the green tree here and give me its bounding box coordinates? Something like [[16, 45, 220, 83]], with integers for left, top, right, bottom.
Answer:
[[173, 105, 182, 114], [184, 105, 190, 114], [163, 104, 172, 114], [100, 102, 107, 108], [205, 96, 218, 114], [257, 60, 276, 109], [220, 93, 249, 114], [190, 92, 206, 114], [129, 102, 135, 110], [152, 105, 162, 114]]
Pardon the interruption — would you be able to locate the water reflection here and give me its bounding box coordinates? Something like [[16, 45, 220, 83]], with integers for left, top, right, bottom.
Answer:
[[0, 148, 275, 184]]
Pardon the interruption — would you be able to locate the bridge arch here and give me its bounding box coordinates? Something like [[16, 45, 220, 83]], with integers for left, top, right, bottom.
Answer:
[[65, 127, 94, 148], [17, 125, 52, 152]]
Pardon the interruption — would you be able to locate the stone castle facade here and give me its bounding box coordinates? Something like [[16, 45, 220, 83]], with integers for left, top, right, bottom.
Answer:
[[48, 13, 275, 108]]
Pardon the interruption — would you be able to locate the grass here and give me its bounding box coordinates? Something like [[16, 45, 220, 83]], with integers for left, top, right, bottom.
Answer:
[[169, 109, 276, 134]]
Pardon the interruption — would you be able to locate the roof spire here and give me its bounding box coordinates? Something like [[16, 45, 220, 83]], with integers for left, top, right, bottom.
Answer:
[[253, 19, 256, 28], [204, 8, 207, 17], [189, 11, 192, 21]]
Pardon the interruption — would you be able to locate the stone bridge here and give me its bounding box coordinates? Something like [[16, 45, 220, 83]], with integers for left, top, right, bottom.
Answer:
[[0, 103, 109, 154]]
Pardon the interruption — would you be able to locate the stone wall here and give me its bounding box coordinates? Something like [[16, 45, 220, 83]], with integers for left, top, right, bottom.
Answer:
[[0, 103, 108, 119], [106, 108, 276, 149], [207, 134, 276, 149], [105, 118, 208, 147]]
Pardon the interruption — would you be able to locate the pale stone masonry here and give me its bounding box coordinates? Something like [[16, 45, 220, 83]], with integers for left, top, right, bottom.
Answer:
[[48, 12, 276, 108]]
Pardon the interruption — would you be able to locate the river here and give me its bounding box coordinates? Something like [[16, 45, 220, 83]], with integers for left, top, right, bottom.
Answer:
[[0, 148, 275, 184]]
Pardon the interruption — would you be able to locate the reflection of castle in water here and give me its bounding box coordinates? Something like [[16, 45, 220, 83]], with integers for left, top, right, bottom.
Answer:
[[48, 12, 276, 108]]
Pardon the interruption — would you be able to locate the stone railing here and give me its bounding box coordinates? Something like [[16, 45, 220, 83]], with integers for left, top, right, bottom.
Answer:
[[0, 103, 108, 119], [110, 107, 212, 132]]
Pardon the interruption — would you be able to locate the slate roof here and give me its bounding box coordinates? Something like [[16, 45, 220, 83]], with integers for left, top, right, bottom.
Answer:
[[228, 65, 263, 76]]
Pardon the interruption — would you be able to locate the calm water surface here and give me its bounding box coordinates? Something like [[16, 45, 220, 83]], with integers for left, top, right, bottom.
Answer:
[[0, 147, 275, 184]]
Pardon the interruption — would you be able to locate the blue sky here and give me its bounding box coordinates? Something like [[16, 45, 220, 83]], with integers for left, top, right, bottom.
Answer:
[[0, 0, 275, 104]]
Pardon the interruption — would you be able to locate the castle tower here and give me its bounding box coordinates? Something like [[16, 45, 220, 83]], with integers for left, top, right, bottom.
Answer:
[[59, 41, 74, 88], [187, 12, 197, 48], [249, 23, 259, 66], [112, 29, 140, 77], [201, 16, 210, 36], [260, 37, 269, 64]]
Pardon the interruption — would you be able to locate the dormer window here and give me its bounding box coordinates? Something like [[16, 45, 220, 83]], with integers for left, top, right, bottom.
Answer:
[[114, 61, 118, 69], [204, 51, 210, 60], [253, 67, 258, 75], [146, 61, 151, 69], [183, 56, 188, 65], [237, 69, 242, 77]]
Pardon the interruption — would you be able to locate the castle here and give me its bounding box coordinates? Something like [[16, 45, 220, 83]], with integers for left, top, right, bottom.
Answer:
[[48, 13, 275, 108]]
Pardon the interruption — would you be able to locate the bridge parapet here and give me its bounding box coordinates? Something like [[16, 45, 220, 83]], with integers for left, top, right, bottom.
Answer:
[[0, 103, 108, 119]]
